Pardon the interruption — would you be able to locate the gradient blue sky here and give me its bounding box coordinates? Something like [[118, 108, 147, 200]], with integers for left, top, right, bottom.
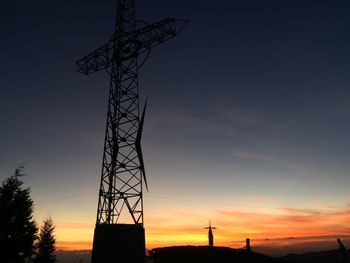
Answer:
[[1, 0, 350, 253]]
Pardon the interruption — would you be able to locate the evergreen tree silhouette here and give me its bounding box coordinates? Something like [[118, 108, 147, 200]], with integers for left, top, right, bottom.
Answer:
[[0, 166, 38, 263], [35, 217, 56, 263]]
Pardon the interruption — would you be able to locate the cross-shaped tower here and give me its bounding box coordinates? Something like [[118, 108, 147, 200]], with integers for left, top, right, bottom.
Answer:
[[76, 1, 187, 262]]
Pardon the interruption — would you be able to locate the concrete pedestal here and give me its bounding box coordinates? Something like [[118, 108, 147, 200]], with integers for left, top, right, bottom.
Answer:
[[91, 224, 145, 263]]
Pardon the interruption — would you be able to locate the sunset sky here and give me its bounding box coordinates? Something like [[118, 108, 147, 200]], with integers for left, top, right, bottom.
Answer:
[[1, 0, 350, 256]]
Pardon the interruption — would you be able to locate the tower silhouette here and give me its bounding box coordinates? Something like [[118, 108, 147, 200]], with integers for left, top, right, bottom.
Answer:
[[76, 1, 187, 262]]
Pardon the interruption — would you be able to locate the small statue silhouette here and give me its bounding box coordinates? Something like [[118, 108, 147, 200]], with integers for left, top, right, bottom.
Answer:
[[338, 238, 348, 262], [246, 238, 251, 252]]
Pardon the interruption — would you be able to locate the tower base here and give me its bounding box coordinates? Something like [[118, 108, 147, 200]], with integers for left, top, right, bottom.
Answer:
[[91, 224, 145, 263]]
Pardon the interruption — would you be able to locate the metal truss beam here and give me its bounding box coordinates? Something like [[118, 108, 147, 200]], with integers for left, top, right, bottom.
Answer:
[[76, 0, 187, 226], [76, 19, 188, 75]]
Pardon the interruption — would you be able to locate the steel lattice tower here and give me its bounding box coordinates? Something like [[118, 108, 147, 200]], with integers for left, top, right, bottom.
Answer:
[[76, 1, 186, 262]]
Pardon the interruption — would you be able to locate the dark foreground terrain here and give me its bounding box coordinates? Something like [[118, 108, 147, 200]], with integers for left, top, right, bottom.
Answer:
[[149, 246, 282, 263], [56, 247, 349, 263], [279, 249, 350, 263]]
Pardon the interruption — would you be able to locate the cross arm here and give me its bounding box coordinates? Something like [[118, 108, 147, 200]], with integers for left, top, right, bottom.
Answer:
[[134, 18, 188, 53], [76, 18, 188, 75], [75, 38, 116, 75]]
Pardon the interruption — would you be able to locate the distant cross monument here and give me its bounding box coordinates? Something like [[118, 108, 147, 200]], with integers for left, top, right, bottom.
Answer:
[[76, 1, 187, 262], [205, 221, 216, 247]]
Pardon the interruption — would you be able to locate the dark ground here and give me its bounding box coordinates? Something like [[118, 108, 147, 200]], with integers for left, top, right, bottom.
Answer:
[[149, 246, 282, 263], [56, 246, 350, 263], [278, 249, 350, 263]]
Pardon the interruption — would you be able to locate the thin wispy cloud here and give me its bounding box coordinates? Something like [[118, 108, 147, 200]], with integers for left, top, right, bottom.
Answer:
[[148, 107, 259, 137], [215, 105, 259, 124], [217, 204, 350, 238], [232, 149, 316, 176]]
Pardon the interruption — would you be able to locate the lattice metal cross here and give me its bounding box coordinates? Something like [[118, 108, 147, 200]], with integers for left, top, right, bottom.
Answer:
[[76, 0, 187, 225]]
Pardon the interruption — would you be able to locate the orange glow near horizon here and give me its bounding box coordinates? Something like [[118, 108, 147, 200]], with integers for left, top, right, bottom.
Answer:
[[55, 204, 350, 253], [57, 241, 92, 251]]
